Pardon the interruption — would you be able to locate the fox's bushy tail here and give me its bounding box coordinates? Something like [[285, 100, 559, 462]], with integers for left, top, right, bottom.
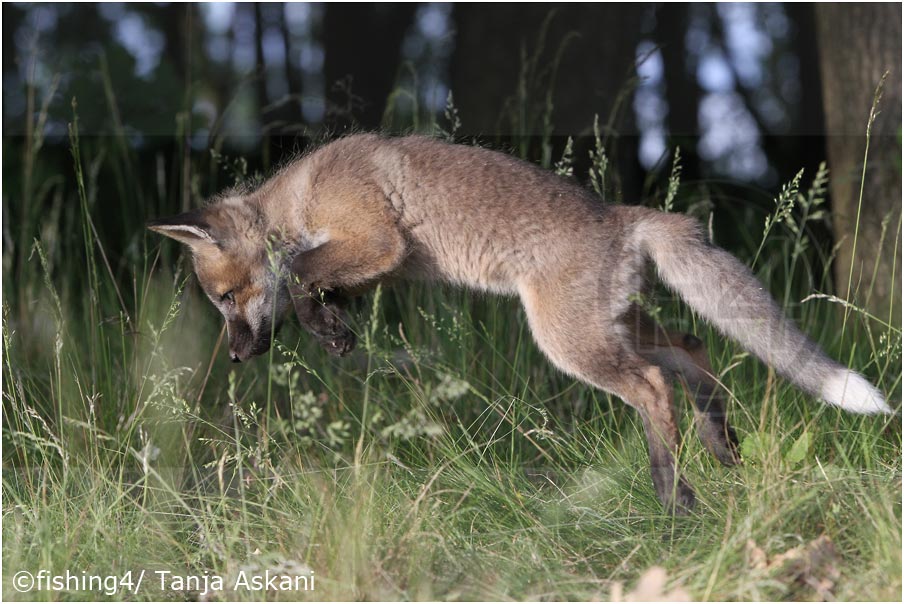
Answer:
[[633, 208, 888, 414]]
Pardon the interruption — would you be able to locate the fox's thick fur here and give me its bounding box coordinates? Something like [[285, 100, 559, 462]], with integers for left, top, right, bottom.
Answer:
[[149, 133, 889, 513]]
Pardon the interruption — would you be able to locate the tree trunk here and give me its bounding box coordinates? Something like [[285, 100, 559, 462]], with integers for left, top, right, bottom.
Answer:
[[785, 4, 828, 180], [815, 4, 902, 323], [656, 3, 702, 182], [253, 3, 274, 168], [159, 3, 191, 82], [253, 3, 270, 122], [279, 4, 304, 129]]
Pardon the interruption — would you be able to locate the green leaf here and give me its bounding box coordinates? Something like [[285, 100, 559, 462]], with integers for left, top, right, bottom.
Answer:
[[784, 431, 812, 465], [740, 432, 776, 463]]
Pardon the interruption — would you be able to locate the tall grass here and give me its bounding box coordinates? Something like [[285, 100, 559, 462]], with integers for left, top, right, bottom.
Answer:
[[1, 68, 900, 602]]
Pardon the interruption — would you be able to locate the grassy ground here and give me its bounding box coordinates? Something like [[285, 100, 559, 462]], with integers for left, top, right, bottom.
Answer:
[[2, 96, 901, 601]]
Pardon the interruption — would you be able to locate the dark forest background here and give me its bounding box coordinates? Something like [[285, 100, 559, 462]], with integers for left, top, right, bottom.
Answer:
[[2, 2, 901, 317]]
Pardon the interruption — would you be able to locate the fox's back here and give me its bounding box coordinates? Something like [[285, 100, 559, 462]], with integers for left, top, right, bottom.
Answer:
[[313, 135, 624, 291]]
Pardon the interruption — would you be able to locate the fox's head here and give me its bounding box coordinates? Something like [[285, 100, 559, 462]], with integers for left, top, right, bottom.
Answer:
[[148, 199, 292, 362]]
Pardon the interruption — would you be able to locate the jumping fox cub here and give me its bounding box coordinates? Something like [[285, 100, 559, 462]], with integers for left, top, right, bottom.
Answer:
[[149, 133, 889, 513]]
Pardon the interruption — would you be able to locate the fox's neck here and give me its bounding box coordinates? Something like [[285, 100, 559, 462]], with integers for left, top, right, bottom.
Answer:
[[255, 158, 325, 259]]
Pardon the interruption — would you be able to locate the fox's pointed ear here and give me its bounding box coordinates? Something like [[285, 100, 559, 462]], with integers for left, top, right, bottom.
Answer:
[[147, 209, 219, 249]]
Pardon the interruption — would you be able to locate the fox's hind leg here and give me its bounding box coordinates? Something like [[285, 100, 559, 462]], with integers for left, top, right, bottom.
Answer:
[[625, 306, 740, 466], [520, 280, 696, 514]]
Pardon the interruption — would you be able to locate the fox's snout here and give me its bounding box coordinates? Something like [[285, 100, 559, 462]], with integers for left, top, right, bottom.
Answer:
[[226, 318, 278, 363], [227, 319, 254, 363]]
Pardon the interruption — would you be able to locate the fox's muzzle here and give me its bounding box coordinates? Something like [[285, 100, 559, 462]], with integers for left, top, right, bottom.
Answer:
[[227, 318, 280, 362]]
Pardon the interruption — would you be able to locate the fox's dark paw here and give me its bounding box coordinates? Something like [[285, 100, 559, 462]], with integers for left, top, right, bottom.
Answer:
[[313, 310, 356, 356], [653, 470, 696, 515], [714, 434, 742, 467], [298, 296, 357, 356], [668, 481, 697, 516], [318, 329, 357, 357], [700, 421, 742, 466]]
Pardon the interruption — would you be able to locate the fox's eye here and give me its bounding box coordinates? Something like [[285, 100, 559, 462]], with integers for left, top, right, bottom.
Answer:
[[221, 290, 235, 304]]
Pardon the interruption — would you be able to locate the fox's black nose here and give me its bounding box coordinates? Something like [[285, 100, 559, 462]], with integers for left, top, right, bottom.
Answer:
[[230, 351, 241, 363]]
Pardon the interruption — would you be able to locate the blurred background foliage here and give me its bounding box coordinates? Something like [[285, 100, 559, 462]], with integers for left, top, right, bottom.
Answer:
[[2, 2, 900, 316]]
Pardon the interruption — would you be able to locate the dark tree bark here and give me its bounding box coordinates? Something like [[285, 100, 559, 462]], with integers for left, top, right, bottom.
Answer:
[[785, 4, 828, 178], [655, 3, 702, 182], [450, 4, 645, 201], [279, 4, 304, 128], [209, 8, 237, 136], [158, 3, 192, 82], [253, 3, 271, 124], [815, 3, 902, 322], [156, 2, 196, 212], [322, 3, 418, 131]]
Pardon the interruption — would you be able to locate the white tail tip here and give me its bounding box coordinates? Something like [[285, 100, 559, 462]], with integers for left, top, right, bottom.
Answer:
[[821, 370, 890, 414]]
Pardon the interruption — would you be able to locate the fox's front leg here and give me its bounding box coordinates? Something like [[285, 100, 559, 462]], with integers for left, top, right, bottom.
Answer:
[[289, 285, 357, 357], [288, 225, 407, 356]]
